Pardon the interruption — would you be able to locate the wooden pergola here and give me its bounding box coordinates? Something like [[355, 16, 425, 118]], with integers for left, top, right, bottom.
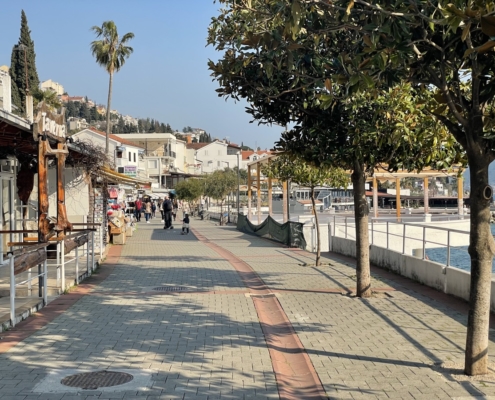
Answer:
[[246, 155, 464, 223]]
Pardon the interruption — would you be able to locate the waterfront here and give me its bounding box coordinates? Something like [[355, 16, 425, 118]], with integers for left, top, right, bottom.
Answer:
[[426, 224, 495, 272]]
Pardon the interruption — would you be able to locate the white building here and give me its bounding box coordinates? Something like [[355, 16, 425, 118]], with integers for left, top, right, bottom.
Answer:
[[114, 133, 189, 190], [0, 69, 12, 112], [40, 79, 65, 96], [186, 140, 242, 174], [72, 128, 145, 180]]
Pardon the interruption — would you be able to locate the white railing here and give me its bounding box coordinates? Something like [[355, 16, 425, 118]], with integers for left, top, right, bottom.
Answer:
[[5, 244, 49, 328], [330, 216, 470, 269]]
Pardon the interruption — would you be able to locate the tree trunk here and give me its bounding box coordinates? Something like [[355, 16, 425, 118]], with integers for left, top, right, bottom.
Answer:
[[465, 152, 495, 375], [105, 71, 114, 155], [351, 162, 371, 298], [310, 187, 321, 266]]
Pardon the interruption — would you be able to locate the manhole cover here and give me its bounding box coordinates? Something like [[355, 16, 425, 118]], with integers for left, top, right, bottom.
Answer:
[[152, 286, 186, 292], [61, 371, 133, 390]]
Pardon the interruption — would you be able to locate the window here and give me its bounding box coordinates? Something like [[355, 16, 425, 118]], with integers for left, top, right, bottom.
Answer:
[[133, 153, 136, 162], [217, 161, 220, 167], [117, 167, 124, 173], [128, 152, 132, 162], [116, 151, 123, 159], [148, 160, 157, 169]]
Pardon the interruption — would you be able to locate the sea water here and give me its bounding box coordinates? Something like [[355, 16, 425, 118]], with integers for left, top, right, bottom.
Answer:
[[425, 224, 495, 273]]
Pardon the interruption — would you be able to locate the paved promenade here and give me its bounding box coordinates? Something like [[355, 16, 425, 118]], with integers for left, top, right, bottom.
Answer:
[[0, 216, 495, 399]]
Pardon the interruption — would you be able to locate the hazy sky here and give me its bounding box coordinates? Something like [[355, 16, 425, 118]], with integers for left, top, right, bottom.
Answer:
[[0, 1, 283, 150]]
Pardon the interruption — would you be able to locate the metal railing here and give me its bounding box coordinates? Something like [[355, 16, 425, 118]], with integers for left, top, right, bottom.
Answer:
[[4, 243, 49, 327], [330, 216, 470, 269]]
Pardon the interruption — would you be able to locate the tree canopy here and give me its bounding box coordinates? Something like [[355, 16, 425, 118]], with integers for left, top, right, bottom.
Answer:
[[10, 10, 40, 115]]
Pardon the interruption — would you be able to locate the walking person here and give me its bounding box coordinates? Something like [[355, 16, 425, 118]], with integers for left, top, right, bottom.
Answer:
[[163, 196, 173, 229], [181, 212, 190, 235], [151, 201, 156, 218], [145, 200, 152, 223], [134, 198, 142, 222]]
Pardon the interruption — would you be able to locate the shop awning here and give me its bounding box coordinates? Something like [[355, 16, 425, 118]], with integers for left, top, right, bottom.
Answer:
[[99, 166, 151, 187]]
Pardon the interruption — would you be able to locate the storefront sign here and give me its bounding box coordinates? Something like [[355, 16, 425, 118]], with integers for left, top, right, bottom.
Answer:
[[123, 165, 137, 177], [32, 102, 66, 140]]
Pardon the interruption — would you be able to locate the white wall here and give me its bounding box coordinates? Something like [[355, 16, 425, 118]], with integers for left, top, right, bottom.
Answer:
[[48, 168, 90, 220], [330, 235, 495, 311]]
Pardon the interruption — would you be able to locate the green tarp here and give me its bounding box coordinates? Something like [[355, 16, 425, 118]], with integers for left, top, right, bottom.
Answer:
[[237, 214, 307, 249]]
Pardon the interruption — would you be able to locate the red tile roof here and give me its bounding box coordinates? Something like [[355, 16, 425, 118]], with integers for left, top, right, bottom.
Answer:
[[186, 143, 209, 150], [88, 128, 144, 149]]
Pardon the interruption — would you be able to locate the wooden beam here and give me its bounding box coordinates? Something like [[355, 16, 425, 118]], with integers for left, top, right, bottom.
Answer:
[[14, 248, 47, 275], [257, 163, 261, 224], [373, 176, 378, 219], [396, 178, 401, 222], [247, 165, 252, 219], [282, 180, 288, 223], [38, 140, 49, 242], [458, 176, 464, 215], [268, 176, 273, 217], [56, 142, 73, 237], [424, 177, 429, 214]]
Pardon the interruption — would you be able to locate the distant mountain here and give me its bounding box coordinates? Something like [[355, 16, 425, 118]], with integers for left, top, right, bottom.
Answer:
[[462, 162, 495, 190]]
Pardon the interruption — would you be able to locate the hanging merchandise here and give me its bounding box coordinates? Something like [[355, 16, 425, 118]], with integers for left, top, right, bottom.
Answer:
[[108, 187, 118, 199]]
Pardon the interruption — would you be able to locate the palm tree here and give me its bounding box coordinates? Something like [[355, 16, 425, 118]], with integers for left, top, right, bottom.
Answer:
[[90, 21, 134, 154]]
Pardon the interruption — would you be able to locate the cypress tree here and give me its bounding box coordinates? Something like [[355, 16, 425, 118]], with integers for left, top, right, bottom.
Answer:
[[10, 10, 40, 115]]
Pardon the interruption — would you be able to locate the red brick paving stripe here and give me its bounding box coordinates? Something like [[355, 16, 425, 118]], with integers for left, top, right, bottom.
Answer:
[[0, 244, 123, 354], [193, 228, 328, 400]]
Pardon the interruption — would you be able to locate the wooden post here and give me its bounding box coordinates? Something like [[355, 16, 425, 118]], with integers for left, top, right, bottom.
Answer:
[[373, 176, 378, 219], [282, 180, 288, 223], [457, 176, 464, 215], [257, 163, 261, 224], [57, 142, 72, 238], [396, 178, 401, 221], [424, 177, 429, 214], [38, 141, 49, 242], [268, 176, 273, 217], [247, 165, 252, 220]]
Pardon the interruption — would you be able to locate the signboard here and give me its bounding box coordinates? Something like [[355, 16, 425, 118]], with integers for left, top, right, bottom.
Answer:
[[32, 102, 66, 140], [123, 165, 137, 178]]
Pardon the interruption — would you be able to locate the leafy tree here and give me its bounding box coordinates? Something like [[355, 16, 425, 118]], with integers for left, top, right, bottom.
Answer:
[[205, 170, 237, 225], [33, 89, 61, 111], [175, 179, 204, 206], [263, 155, 349, 265], [10, 10, 40, 116], [223, 0, 495, 377], [90, 20, 134, 154], [208, 2, 463, 298]]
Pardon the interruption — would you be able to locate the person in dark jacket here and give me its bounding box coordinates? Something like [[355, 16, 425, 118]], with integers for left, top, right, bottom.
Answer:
[[163, 196, 173, 229], [181, 213, 190, 235]]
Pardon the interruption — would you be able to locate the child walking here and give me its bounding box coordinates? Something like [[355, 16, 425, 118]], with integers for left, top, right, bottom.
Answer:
[[181, 212, 190, 235]]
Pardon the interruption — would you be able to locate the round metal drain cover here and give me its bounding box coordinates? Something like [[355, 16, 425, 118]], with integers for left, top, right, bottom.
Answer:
[[152, 286, 186, 292], [61, 370, 133, 390]]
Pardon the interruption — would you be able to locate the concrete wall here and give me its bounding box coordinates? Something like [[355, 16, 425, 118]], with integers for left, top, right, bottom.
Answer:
[[303, 222, 329, 253], [330, 235, 495, 311], [47, 168, 90, 221]]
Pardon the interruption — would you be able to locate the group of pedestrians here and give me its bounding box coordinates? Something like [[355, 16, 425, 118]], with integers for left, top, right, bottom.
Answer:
[[133, 198, 158, 223], [133, 195, 190, 234]]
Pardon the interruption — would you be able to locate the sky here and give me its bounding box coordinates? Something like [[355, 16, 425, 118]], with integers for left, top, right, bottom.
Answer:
[[0, 1, 283, 150]]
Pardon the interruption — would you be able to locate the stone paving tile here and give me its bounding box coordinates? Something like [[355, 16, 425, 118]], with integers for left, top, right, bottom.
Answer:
[[6, 217, 495, 399], [190, 222, 495, 399], [0, 220, 277, 399]]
